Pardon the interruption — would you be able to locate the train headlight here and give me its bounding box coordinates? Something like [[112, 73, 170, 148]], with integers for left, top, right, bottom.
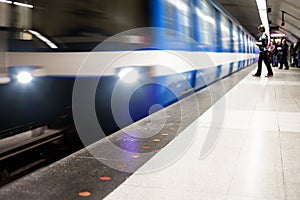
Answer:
[[118, 68, 139, 83], [0, 75, 11, 84], [17, 71, 33, 84]]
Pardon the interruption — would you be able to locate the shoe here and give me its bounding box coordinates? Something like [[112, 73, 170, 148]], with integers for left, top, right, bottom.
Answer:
[[265, 74, 273, 77], [284, 68, 289, 70], [278, 67, 283, 69], [252, 74, 260, 77]]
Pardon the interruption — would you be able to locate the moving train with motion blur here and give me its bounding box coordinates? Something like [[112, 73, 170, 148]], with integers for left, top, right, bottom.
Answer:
[[0, 0, 258, 140]]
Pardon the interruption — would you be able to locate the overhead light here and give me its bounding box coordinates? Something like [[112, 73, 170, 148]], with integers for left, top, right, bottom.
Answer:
[[13, 2, 33, 8], [271, 33, 285, 37], [17, 71, 33, 84], [0, 0, 12, 4], [27, 30, 58, 49], [255, 0, 270, 35], [0, 0, 33, 8]]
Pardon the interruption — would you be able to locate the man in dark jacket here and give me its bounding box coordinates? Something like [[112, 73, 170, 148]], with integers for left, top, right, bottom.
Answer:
[[295, 39, 300, 67], [253, 25, 273, 77], [278, 38, 289, 70]]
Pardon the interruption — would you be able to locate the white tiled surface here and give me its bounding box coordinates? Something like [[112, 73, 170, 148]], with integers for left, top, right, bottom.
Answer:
[[105, 67, 300, 200]]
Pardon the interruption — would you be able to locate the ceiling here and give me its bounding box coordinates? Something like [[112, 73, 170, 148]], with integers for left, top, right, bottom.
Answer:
[[217, 0, 300, 42]]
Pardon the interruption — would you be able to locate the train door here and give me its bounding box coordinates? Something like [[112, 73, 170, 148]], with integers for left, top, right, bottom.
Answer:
[[193, 0, 217, 52]]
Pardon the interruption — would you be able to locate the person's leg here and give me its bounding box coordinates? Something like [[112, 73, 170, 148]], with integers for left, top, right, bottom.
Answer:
[[254, 53, 263, 76], [283, 55, 289, 69], [274, 54, 278, 66], [263, 51, 273, 75], [279, 54, 283, 69], [298, 52, 300, 67], [272, 54, 277, 66]]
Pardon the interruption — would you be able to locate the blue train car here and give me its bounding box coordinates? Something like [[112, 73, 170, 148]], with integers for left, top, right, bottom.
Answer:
[[0, 0, 258, 140]]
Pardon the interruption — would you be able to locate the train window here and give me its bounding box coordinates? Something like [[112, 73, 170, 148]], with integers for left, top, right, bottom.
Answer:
[[197, 0, 216, 45], [164, 0, 192, 40], [244, 34, 248, 53], [239, 29, 244, 52], [247, 36, 251, 53], [248, 38, 251, 53], [232, 24, 239, 52], [220, 15, 230, 50], [177, 0, 192, 39], [164, 1, 177, 37]]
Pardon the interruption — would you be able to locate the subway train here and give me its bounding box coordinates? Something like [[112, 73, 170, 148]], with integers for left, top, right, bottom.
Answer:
[[0, 0, 258, 139]]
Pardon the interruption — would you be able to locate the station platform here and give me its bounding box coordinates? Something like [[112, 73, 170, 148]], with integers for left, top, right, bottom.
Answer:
[[1, 64, 300, 200]]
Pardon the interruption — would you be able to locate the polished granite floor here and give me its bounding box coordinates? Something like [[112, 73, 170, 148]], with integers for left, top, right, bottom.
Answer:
[[105, 66, 300, 200]]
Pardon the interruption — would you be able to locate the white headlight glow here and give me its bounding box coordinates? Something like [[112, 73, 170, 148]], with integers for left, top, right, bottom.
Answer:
[[17, 71, 33, 84]]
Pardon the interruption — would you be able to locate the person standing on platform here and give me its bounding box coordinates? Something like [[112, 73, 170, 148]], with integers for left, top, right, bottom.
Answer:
[[253, 25, 273, 77], [278, 38, 289, 70], [270, 39, 279, 67], [295, 39, 300, 67]]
